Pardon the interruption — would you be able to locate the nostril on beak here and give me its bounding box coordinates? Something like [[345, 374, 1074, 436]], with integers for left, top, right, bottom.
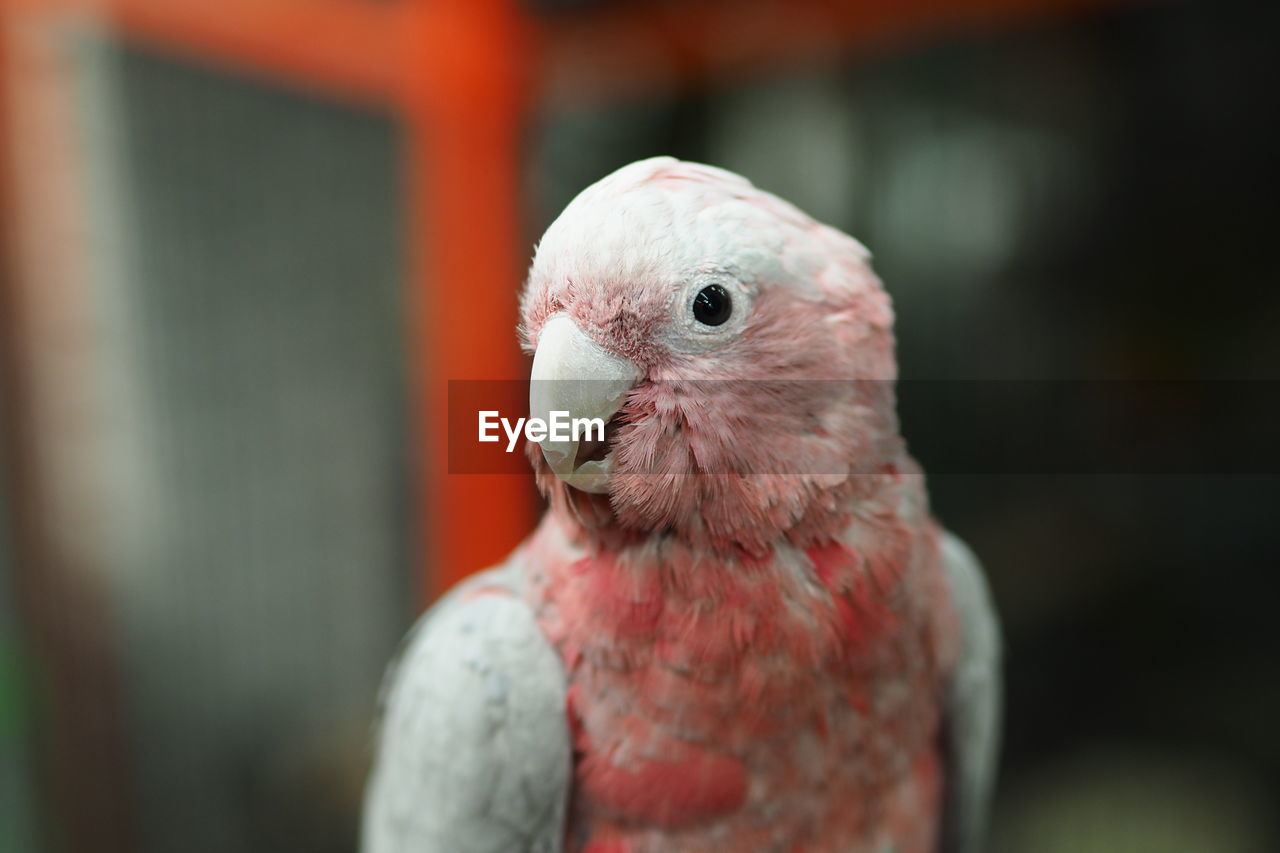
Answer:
[[573, 412, 625, 469]]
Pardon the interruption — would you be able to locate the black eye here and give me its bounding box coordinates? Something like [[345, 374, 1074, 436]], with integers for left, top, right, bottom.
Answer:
[[692, 284, 732, 326]]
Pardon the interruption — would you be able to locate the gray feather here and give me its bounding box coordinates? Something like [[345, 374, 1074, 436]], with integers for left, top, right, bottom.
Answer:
[[938, 532, 1003, 853], [362, 565, 571, 853]]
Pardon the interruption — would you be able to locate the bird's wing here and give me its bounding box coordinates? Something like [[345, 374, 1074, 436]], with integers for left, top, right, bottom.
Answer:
[[362, 565, 571, 853], [937, 531, 1003, 853]]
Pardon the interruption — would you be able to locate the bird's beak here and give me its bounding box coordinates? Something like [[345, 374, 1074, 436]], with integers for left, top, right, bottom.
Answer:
[[530, 315, 640, 493]]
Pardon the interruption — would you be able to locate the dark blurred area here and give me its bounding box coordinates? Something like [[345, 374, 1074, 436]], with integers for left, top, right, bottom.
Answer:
[[2, 0, 1278, 851]]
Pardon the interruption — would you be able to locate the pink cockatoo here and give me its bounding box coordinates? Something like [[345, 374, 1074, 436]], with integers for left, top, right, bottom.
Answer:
[[362, 157, 1001, 853]]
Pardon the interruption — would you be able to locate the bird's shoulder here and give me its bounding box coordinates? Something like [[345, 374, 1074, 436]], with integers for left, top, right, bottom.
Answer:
[[936, 531, 1002, 853], [362, 564, 571, 853]]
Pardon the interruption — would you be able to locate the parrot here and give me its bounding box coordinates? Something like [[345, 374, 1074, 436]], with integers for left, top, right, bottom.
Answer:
[[362, 157, 1001, 853]]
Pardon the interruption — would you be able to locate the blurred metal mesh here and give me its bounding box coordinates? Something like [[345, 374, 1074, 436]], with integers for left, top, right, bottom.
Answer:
[[67, 37, 411, 853]]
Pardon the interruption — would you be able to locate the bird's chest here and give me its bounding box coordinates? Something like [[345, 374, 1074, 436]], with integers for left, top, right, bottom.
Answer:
[[530, 541, 947, 852]]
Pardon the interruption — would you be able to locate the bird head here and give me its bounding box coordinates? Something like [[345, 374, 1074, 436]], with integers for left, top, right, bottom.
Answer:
[[521, 157, 902, 553]]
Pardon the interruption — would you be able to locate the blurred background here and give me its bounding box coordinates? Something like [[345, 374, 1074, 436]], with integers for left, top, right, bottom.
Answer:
[[1, 0, 1277, 851]]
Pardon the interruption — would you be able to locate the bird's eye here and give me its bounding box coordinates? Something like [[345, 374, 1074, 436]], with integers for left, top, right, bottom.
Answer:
[[692, 284, 732, 326]]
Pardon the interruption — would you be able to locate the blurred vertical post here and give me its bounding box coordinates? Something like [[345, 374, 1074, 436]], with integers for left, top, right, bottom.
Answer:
[[403, 0, 537, 602], [0, 4, 137, 852]]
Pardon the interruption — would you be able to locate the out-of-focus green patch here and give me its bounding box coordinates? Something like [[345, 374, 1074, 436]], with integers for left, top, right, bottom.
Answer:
[[0, 641, 27, 731], [0, 637, 38, 853], [993, 747, 1277, 853], [1, 484, 37, 851], [0, 638, 33, 775]]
